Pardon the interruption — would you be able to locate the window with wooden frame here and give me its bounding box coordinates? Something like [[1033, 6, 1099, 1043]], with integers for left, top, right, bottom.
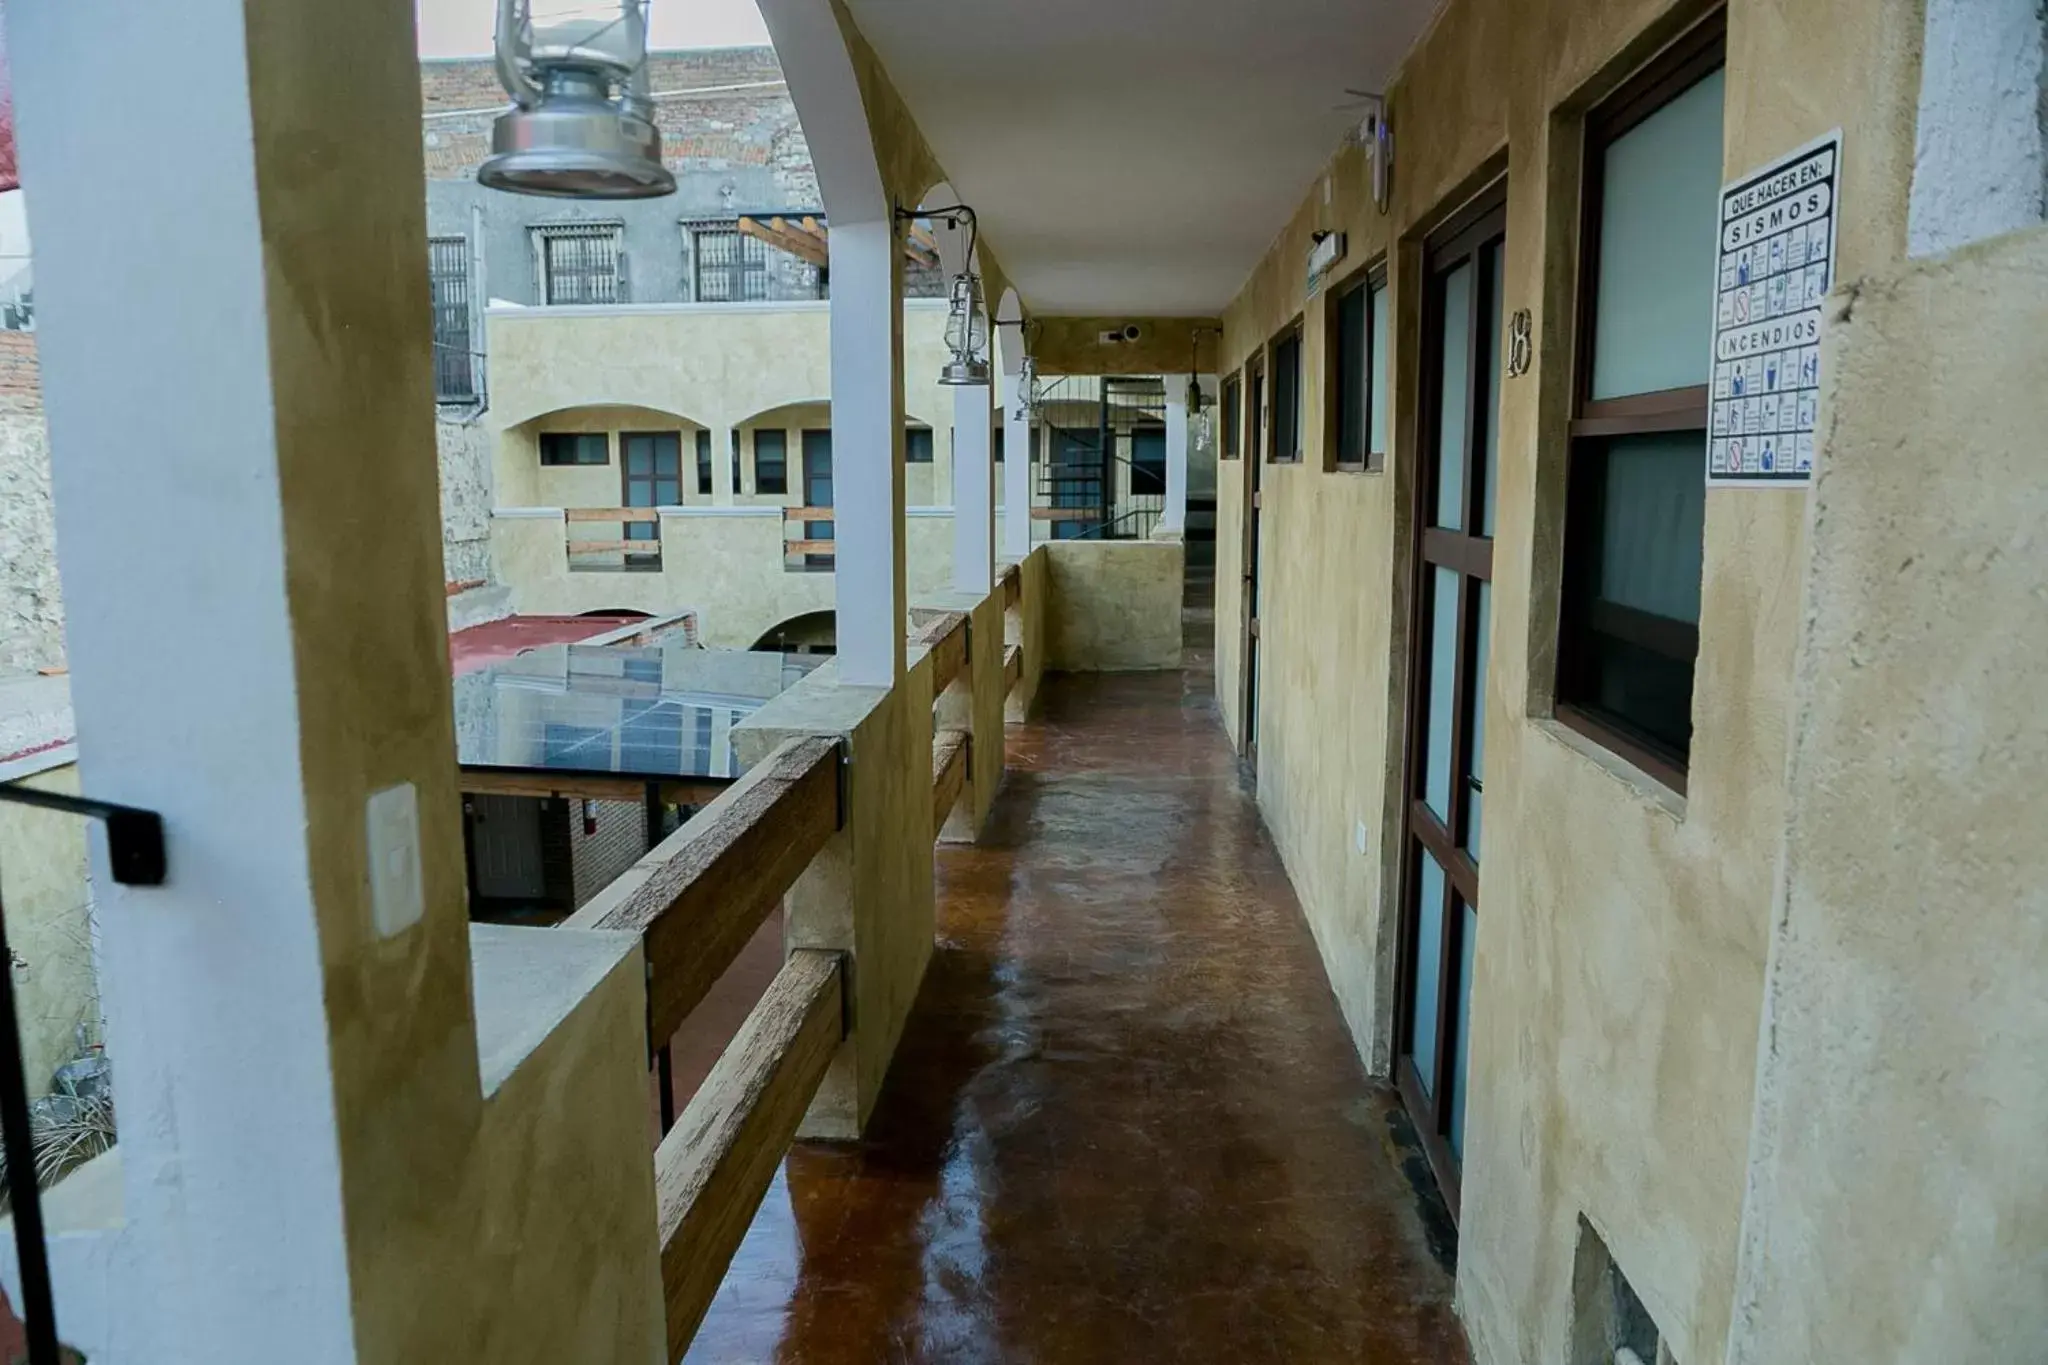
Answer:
[[1327, 261, 1391, 471], [1221, 372, 1243, 460], [753, 429, 789, 495], [539, 432, 607, 466], [1557, 13, 1726, 792], [1269, 324, 1304, 462]]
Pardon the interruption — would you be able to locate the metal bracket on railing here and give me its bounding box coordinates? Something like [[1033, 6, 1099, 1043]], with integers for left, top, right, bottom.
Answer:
[[0, 781, 166, 1365], [833, 737, 852, 832], [0, 786, 166, 887]]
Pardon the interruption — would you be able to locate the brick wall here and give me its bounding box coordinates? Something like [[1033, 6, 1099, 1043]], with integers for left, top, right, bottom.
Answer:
[[568, 797, 652, 908], [419, 47, 817, 210]]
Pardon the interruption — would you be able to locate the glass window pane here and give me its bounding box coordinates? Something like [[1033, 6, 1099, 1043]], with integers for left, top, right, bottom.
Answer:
[[1369, 281, 1391, 456], [1590, 68, 1726, 400], [626, 442, 653, 476], [1480, 243, 1504, 536], [1336, 285, 1367, 463], [1464, 581, 1490, 860], [1434, 263, 1473, 529], [653, 479, 680, 504], [1424, 566, 1460, 824], [1598, 431, 1706, 623], [1410, 850, 1447, 1095], [1449, 899, 1477, 1160]]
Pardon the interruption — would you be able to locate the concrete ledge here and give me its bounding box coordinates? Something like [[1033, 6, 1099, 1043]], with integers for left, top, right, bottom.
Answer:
[[470, 923, 642, 1098]]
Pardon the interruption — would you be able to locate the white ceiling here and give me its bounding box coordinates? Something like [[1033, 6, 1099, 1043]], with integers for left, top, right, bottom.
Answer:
[[841, 0, 1441, 317]]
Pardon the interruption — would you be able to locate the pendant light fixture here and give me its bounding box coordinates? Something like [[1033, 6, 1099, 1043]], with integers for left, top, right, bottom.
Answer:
[[902, 204, 991, 386], [479, 0, 677, 199]]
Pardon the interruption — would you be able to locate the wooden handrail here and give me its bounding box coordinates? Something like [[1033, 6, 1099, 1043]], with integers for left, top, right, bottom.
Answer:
[[932, 729, 970, 838], [1003, 644, 1023, 693], [1000, 563, 1022, 609], [567, 539, 661, 555], [784, 539, 837, 556], [913, 611, 969, 694], [1030, 507, 1101, 521], [565, 506, 661, 522], [780, 506, 837, 521], [562, 735, 840, 1048], [657, 948, 843, 1359]]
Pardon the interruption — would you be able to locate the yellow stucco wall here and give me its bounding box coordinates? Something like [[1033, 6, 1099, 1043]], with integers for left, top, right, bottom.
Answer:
[[1212, 1, 1927, 1362], [1043, 541, 1185, 673], [0, 762, 98, 1096], [1725, 225, 2048, 1365]]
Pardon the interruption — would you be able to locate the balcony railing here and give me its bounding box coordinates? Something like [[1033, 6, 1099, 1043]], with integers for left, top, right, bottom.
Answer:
[[780, 505, 836, 571], [552, 553, 1038, 1357], [565, 507, 663, 572]]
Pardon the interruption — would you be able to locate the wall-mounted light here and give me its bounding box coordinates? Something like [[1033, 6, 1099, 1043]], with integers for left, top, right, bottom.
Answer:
[[479, 0, 677, 199], [902, 204, 990, 386]]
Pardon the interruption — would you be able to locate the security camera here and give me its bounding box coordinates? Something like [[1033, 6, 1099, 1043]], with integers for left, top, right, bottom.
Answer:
[[1098, 323, 1144, 344]]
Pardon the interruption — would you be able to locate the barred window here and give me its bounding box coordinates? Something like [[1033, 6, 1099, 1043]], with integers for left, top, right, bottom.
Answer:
[[690, 223, 769, 302], [533, 223, 625, 305], [427, 236, 475, 401]]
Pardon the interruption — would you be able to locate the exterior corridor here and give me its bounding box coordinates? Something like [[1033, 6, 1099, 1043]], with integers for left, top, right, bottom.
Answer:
[[686, 652, 1467, 1363]]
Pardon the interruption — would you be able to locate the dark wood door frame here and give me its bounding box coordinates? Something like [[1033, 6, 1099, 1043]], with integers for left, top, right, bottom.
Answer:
[[1393, 184, 1508, 1222], [1238, 352, 1268, 763]]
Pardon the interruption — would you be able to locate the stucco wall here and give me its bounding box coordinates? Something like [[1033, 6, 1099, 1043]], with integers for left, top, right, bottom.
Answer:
[[1725, 225, 2048, 1365], [0, 397, 63, 675], [492, 507, 956, 649], [1212, 0, 1927, 1362], [1043, 540, 1183, 673]]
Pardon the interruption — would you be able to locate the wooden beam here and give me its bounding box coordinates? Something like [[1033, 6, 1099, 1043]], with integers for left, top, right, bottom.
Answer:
[[459, 768, 726, 807], [1000, 563, 1022, 610], [932, 729, 970, 838], [1004, 644, 1023, 693], [738, 214, 828, 269], [562, 735, 840, 1047], [784, 539, 837, 556], [914, 611, 969, 695], [780, 506, 837, 521], [657, 948, 842, 1359], [565, 506, 657, 522], [1030, 507, 1101, 521]]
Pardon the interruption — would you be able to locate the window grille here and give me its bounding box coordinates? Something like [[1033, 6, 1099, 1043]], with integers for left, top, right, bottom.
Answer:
[[533, 223, 625, 305], [690, 223, 769, 302], [428, 236, 476, 401]]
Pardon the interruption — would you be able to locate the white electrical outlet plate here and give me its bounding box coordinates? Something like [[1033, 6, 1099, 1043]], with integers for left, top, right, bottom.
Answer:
[[1354, 820, 1370, 856], [366, 782, 424, 939]]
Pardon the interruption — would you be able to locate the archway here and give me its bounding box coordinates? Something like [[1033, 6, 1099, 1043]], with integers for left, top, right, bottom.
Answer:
[[752, 610, 837, 655]]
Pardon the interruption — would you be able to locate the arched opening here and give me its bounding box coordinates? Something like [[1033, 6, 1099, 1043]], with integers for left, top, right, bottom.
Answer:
[[497, 402, 715, 515], [752, 610, 837, 655]]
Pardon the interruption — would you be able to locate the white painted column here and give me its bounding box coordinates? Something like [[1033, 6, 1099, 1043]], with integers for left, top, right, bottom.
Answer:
[[830, 219, 906, 685], [951, 380, 994, 593], [11, 2, 460, 1359], [1003, 368, 1032, 558], [1159, 392, 1190, 537]]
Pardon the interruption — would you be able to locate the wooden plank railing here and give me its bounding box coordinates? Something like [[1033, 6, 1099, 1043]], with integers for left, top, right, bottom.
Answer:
[[563, 507, 662, 561], [1004, 643, 1023, 693], [561, 735, 840, 1049], [655, 947, 843, 1358], [914, 611, 969, 695], [931, 729, 970, 838], [1000, 563, 1022, 610], [780, 506, 837, 522]]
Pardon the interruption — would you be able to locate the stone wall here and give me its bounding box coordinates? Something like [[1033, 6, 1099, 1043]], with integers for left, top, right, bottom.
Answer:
[[436, 417, 493, 588], [0, 334, 61, 675]]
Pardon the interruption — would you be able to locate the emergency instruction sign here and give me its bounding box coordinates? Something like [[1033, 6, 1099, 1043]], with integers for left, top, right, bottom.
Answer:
[[1707, 131, 1840, 486]]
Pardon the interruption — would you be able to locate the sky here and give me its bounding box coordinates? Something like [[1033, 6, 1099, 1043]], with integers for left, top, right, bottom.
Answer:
[[415, 0, 771, 59]]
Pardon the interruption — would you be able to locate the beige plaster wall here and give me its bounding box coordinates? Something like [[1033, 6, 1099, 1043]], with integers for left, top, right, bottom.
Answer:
[[492, 508, 957, 649], [1725, 226, 2048, 1365], [918, 586, 1007, 841], [1212, 0, 1928, 1362], [1004, 548, 1049, 722], [1031, 317, 1226, 378], [488, 302, 955, 507], [1043, 540, 1183, 673], [0, 762, 99, 1095]]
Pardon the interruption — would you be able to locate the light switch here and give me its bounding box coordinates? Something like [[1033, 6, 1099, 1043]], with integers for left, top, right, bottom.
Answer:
[[366, 782, 424, 939]]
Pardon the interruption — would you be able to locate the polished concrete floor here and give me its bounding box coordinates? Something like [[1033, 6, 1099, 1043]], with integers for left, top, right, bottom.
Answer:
[[684, 648, 1467, 1364]]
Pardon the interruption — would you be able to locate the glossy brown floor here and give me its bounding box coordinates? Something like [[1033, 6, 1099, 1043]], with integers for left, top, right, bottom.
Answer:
[[685, 654, 1467, 1365]]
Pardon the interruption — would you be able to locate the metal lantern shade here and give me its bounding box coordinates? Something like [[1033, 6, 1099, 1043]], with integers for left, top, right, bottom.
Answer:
[[1015, 356, 1039, 421], [479, 0, 677, 199], [940, 272, 992, 386]]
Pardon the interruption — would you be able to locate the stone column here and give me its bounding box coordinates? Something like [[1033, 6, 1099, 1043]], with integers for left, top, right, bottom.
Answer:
[[951, 380, 994, 592], [1159, 390, 1190, 537], [1003, 368, 1032, 558], [829, 220, 908, 686]]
